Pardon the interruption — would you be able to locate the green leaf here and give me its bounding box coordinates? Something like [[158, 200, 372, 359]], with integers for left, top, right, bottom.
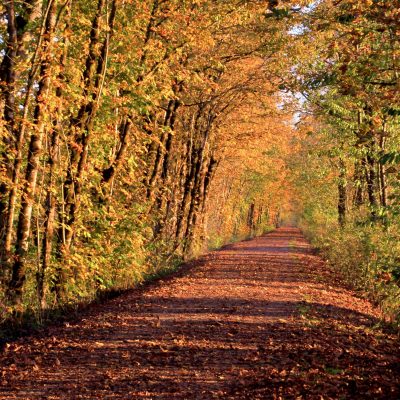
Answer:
[[380, 152, 400, 165]]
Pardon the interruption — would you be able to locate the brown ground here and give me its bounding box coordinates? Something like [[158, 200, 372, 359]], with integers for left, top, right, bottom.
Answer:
[[0, 227, 399, 399]]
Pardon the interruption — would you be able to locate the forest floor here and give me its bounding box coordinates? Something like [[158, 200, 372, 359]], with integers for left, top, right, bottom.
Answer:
[[0, 227, 399, 399]]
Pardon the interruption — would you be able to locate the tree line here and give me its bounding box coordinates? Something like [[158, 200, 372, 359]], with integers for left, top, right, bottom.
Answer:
[[286, 0, 400, 322], [0, 0, 291, 315]]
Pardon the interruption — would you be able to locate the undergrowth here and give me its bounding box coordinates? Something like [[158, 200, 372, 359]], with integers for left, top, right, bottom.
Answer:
[[300, 220, 400, 327], [0, 244, 184, 342]]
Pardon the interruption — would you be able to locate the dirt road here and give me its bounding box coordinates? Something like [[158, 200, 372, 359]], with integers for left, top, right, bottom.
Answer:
[[0, 228, 398, 399]]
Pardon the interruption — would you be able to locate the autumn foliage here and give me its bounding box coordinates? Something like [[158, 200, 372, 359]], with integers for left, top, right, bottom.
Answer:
[[0, 0, 295, 321]]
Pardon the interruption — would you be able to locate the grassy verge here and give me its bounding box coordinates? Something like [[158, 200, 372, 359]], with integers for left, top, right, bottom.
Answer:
[[300, 221, 400, 327]]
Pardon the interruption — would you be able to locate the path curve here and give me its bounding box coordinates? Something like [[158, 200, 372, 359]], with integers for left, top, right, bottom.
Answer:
[[0, 228, 399, 399]]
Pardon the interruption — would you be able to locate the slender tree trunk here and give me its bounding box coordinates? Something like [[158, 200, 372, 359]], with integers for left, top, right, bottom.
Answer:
[[248, 202, 255, 234], [201, 156, 218, 214], [182, 152, 203, 251], [364, 154, 378, 218], [160, 99, 180, 183], [1, 0, 55, 276], [0, 0, 19, 268], [353, 109, 364, 209], [153, 98, 181, 228], [146, 100, 174, 199], [197, 156, 218, 243], [362, 106, 378, 218], [178, 107, 215, 253], [338, 159, 346, 228], [378, 134, 387, 208], [353, 161, 364, 208], [53, 0, 116, 299], [183, 126, 213, 253], [166, 138, 188, 241], [101, 119, 132, 185], [136, 0, 159, 82], [37, 129, 60, 306], [184, 156, 211, 250], [59, 0, 113, 247], [174, 110, 200, 242], [37, 6, 72, 306], [175, 145, 197, 242], [8, 0, 58, 303]]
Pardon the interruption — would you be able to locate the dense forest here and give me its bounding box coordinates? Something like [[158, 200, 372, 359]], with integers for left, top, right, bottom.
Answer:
[[0, 0, 399, 326]]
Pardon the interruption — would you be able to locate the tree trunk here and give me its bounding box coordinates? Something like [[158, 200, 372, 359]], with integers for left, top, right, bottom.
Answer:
[[37, 128, 60, 306], [353, 161, 364, 208], [338, 160, 346, 228], [146, 100, 175, 199], [378, 134, 387, 208], [0, 1, 45, 275], [0, 0, 20, 270], [183, 117, 214, 253], [248, 202, 255, 234], [201, 156, 218, 214], [160, 99, 180, 183], [8, 0, 58, 303], [153, 98, 181, 226], [37, 7, 72, 307], [175, 145, 197, 242], [364, 154, 378, 218], [53, 0, 116, 299], [101, 118, 132, 185]]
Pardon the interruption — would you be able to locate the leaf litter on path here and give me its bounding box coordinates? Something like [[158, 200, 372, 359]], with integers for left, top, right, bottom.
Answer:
[[0, 228, 399, 399]]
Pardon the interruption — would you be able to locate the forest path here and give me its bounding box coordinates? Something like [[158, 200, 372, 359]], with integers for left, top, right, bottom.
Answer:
[[0, 228, 399, 399]]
